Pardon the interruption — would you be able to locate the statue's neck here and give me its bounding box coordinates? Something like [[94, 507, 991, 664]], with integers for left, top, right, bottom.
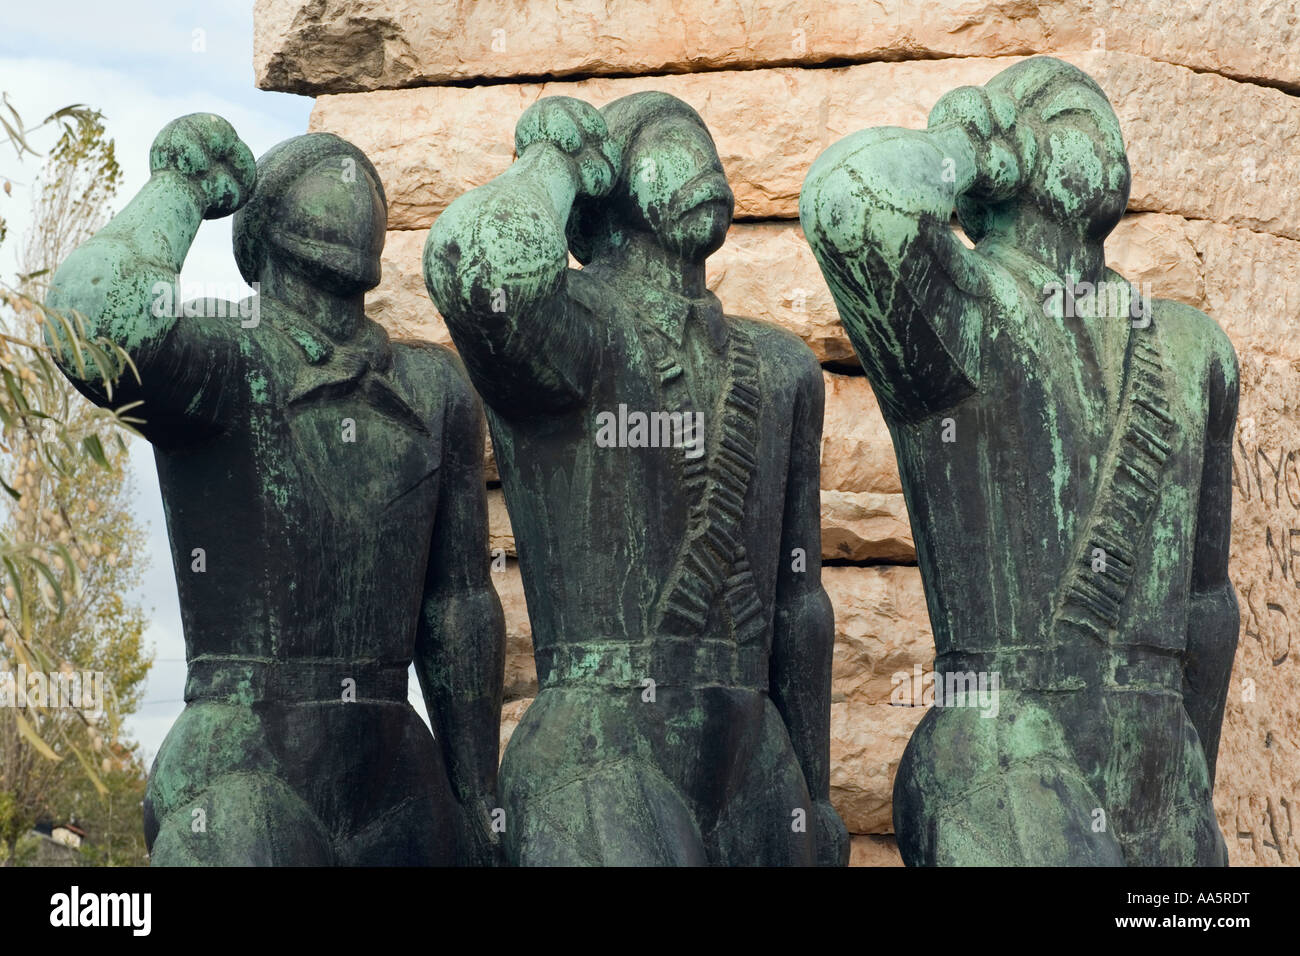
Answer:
[[258, 264, 365, 342], [986, 211, 1107, 290], [602, 231, 708, 299]]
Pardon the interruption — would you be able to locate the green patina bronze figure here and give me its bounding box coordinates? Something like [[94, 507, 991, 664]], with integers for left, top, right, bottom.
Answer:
[[46, 114, 506, 865], [800, 57, 1238, 865], [425, 92, 848, 865]]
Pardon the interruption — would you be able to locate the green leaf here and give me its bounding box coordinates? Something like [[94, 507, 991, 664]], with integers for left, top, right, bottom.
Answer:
[[30, 556, 65, 615], [65, 739, 108, 798], [1, 368, 30, 415], [81, 433, 108, 468], [13, 709, 62, 762]]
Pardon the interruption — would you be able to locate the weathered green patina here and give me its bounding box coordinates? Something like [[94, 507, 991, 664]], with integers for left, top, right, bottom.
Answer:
[[425, 93, 848, 865], [46, 113, 505, 865], [800, 57, 1238, 865]]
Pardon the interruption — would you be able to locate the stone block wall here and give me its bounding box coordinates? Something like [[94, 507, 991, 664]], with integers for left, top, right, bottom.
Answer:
[[255, 0, 1300, 865]]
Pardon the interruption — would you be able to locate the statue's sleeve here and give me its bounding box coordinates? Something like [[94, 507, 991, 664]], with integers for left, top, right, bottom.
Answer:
[[799, 127, 995, 425], [769, 340, 836, 804], [1182, 308, 1240, 785], [423, 153, 599, 420], [45, 173, 243, 448], [412, 346, 506, 860]]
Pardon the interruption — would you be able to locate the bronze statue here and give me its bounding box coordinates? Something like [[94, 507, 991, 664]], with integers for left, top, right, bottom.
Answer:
[[800, 57, 1237, 865], [425, 92, 848, 865], [46, 114, 506, 865]]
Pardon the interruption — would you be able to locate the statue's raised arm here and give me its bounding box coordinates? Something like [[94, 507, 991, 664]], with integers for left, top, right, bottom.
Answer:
[[46, 113, 256, 445], [799, 87, 1044, 424], [423, 97, 619, 418]]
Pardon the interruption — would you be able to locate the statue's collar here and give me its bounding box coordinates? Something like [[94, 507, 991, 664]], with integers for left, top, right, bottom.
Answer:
[[278, 310, 392, 370], [616, 271, 728, 353], [650, 287, 733, 356], [278, 311, 417, 426]]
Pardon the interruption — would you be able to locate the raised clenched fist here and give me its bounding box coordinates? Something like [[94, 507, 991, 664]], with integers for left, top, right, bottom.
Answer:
[[514, 96, 620, 200], [148, 113, 256, 220], [928, 85, 1037, 204]]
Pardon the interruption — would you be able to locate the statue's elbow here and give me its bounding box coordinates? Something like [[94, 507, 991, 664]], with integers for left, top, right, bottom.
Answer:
[[776, 584, 834, 647], [1188, 582, 1239, 654]]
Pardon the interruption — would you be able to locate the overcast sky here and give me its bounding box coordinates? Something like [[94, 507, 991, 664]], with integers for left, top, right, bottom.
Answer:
[[0, 2, 435, 761]]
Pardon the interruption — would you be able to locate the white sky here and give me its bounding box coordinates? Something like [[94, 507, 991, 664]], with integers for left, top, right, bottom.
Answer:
[[2, 2, 435, 761]]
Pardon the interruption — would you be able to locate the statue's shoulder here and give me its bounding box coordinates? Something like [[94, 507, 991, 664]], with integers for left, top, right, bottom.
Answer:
[[389, 337, 482, 426], [1151, 297, 1238, 385], [1148, 298, 1239, 440], [727, 312, 800, 347], [730, 314, 820, 376], [389, 335, 458, 366], [567, 264, 618, 317]]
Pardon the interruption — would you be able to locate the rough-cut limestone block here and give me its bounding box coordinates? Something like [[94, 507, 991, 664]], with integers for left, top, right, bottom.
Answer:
[[1083, 53, 1300, 242], [822, 372, 900, 496], [825, 565, 933, 708], [708, 222, 853, 364], [1107, 214, 1300, 364], [850, 834, 904, 867], [375, 229, 452, 347], [484, 434, 498, 485], [1105, 213, 1207, 311], [1219, 349, 1300, 867], [309, 58, 994, 226], [313, 52, 1300, 239], [257, 0, 1300, 95], [499, 696, 532, 758], [1186, 222, 1300, 363], [492, 559, 536, 701], [821, 490, 914, 563], [487, 488, 514, 559], [831, 700, 927, 834]]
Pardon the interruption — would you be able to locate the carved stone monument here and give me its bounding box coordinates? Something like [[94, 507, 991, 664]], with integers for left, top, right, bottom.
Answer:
[[46, 114, 505, 865], [425, 93, 848, 865], [799, 57, 1238, 865]]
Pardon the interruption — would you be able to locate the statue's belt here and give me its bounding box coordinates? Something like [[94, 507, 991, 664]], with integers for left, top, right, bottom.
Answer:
[[535, 638, 768, 692], [184, 656, 410, 704], [933, 644, 1184, 695]]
